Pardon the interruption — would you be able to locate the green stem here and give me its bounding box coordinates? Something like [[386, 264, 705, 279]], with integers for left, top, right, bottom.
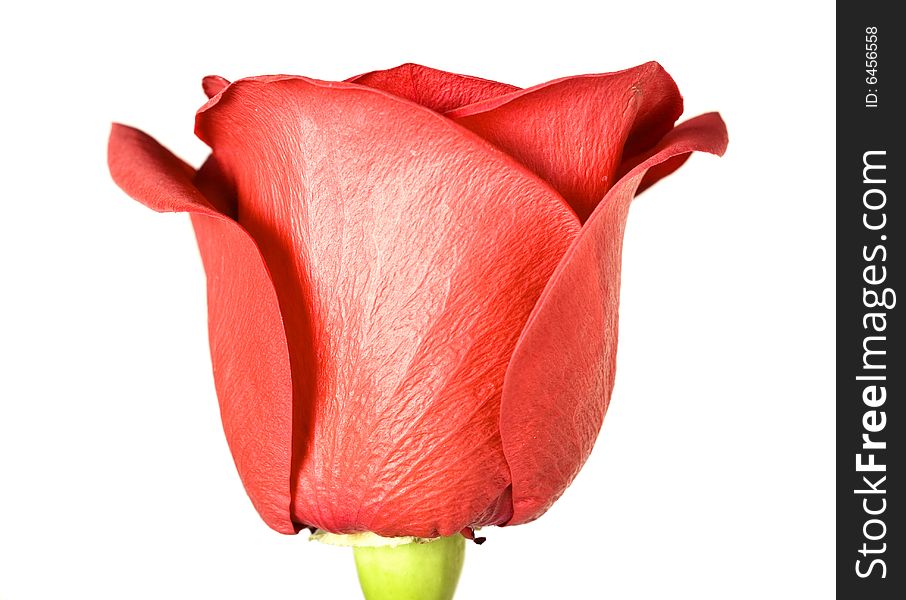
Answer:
[[352, 534, 465, 600]]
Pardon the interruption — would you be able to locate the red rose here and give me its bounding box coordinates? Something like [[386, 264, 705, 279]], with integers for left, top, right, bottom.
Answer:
[[108, 62, 727, 539]]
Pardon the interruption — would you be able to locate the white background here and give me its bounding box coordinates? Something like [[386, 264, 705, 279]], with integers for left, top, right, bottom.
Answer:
[[0, 1, 834, 598]]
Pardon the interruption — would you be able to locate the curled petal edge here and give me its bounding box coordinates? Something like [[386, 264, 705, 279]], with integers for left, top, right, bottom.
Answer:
[[346, 62, 519, 113], [202, 75, 231, 99]]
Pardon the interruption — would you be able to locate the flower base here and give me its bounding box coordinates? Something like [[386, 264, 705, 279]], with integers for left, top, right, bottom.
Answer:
[[313, 531, 465, 600]]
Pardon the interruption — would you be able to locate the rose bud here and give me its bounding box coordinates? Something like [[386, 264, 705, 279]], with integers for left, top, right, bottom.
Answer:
[[108, 62, 727, 599]]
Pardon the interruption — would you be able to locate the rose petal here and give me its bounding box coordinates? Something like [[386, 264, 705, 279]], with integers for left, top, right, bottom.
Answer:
[[107, 124, 296, 534], [500, 113, 729, 525], [347, 62, 519, 113], [196, 76, 579, 536], [202, 75, 231, 99], [448, 62, 684, 221]]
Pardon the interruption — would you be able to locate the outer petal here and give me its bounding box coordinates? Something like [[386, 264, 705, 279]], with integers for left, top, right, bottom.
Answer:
[[107, 125, 296, 534], [347, 63, 519, 113], [500, 113, 728, 525], [448, 62, 684, 221], [196, 76, 579, 537]]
